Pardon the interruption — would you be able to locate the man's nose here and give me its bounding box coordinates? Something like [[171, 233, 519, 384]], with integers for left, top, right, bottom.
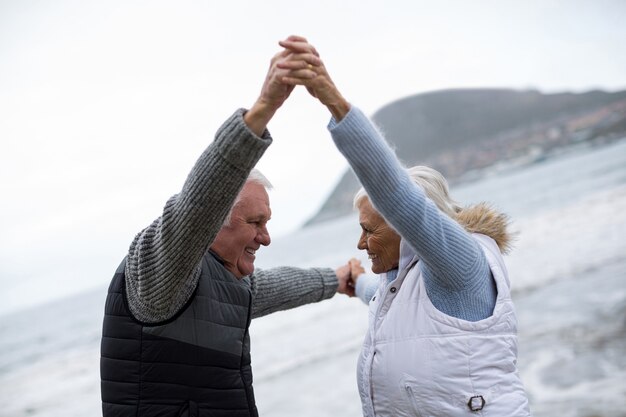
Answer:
[[257, 226, 271, 246]]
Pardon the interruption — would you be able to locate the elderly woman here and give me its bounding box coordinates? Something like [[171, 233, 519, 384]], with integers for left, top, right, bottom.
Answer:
[[278, 36, 531, 416]]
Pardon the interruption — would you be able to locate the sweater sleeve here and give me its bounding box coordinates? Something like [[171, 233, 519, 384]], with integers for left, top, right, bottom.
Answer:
[[355, 273, 379, 305], [125, 109, 272, 323], [249, 267, 338, 319], [328, 107, 495, 320]]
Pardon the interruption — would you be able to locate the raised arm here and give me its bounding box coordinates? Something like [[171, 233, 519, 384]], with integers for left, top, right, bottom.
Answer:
[[125, 115, 270, 323], [125, 48, 298, 323], [277, 38, 492, 312], [327, 108, 488, 290]]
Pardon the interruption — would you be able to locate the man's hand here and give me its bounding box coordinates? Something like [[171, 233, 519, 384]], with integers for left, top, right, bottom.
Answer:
[[245, 36, 319, 136]]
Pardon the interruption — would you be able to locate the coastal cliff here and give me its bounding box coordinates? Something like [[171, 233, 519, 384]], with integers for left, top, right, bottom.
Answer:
[[305, 88, 626, 226]]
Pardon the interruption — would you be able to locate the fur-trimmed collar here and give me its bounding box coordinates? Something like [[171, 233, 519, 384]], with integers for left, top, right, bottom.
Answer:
[[456, 203, 514, 254]]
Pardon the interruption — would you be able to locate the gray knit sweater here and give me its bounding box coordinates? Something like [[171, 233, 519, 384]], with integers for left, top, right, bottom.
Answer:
[[125, 109, 338, 323], [329, 106, 497, 321]]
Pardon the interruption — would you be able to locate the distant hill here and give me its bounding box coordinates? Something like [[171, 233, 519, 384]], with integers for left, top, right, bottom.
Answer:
[[305, 88, 626, 226]]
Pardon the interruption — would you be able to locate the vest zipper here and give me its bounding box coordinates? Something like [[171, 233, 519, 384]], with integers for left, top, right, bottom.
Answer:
[[367, 262, 416, 415], [240, 286, 255, 416]]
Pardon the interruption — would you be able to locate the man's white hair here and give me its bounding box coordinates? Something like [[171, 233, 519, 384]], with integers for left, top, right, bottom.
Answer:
[[223, 169, 273, 226], [353, 165, 461, 219]]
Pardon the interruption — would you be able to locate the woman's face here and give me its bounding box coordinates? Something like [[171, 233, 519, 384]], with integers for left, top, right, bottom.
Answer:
[[357, 198, 401, 274]]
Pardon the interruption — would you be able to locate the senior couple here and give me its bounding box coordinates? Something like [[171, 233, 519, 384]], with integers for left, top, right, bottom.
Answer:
[[100, 36, 531, 416]]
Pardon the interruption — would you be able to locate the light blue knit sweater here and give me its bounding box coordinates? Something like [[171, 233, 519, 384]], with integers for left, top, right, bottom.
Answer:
[[329, 106, 497, 321]]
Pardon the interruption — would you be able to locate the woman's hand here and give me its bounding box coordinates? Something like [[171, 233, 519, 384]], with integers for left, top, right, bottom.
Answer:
[[335, 262, 354, 297], [336, 257, 365, 297], [277, 35, 351, 121], [349, 257, 365, 282]]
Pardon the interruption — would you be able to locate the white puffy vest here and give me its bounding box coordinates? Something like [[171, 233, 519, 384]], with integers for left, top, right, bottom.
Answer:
[[357, 234, 531, 416]]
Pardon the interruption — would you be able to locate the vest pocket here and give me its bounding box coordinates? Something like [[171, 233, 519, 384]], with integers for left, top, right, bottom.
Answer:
[[404, 383, 427, 417], [404, 377, 516, 416], [402, 374, 485, 417]]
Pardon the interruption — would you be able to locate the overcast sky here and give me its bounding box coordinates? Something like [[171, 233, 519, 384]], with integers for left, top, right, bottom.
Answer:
[[1, 0, 625, 314]]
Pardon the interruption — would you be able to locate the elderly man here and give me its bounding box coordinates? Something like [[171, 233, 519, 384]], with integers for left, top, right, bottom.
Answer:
[[100, 40, 352, 417]]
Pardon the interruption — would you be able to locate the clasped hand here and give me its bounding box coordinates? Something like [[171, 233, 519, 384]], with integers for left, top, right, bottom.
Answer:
[[336, 258, 365, 297], [276, 35, 351, 120]]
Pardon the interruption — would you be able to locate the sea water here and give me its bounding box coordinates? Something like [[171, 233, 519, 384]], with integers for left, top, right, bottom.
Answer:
[[1, 139, 625, 417]]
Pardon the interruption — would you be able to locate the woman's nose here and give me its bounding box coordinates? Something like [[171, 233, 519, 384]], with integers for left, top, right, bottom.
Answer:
[[357, 233, 367, 250]]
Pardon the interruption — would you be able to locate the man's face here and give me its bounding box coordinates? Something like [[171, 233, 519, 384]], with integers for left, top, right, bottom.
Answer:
[[357, 198, 401, 274], [211, 182, 272, 278]]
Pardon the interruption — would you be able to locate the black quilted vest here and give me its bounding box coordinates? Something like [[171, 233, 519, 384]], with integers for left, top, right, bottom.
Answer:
[[100, 253, 257, 417]]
